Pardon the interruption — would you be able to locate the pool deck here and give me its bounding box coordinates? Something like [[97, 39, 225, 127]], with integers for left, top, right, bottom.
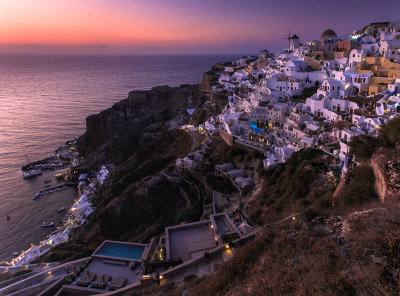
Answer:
[[72, 258, 142, 292]]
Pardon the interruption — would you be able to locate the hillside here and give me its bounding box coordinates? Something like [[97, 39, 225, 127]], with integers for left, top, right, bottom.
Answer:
[[157, 119, 400, 296], [171, 203, 400, 296], [35, 84, 205, 263]]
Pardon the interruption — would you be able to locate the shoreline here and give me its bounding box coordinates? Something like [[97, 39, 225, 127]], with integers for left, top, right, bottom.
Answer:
[[2, 82, 211, 265], [0, 54, 234, 266], [3, 139, 112, 266]]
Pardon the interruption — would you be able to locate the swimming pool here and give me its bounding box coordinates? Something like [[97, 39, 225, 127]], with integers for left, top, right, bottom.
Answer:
[[93, 241, 146, 261]]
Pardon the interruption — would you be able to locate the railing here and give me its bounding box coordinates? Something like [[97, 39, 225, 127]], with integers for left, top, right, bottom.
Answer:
[[0, 257, 90, 296]]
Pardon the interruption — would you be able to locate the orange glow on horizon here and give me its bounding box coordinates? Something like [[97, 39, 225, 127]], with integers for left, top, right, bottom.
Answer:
[[1, 0, 400, 54], [0, 0, 272, 48]]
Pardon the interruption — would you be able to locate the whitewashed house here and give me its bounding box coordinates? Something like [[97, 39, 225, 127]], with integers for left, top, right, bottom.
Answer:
[[380, 40, 400, 61], [348, 49, 366, 68]]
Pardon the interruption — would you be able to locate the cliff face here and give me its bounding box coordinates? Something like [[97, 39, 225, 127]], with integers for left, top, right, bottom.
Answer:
[[188, 91, 229, 126], [72, 128, 198, 250], [200, 72, 216, 93], [38, 65, 231, 263], [77, 84, 200, 164], [38, 85, 208, 263]]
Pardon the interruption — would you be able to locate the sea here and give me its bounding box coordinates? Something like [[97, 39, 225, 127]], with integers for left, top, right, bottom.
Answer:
[[0, 54, 240, 261]]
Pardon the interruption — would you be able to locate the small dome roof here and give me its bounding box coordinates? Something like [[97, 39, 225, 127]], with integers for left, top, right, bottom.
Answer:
[[321, 29, 337, 38]]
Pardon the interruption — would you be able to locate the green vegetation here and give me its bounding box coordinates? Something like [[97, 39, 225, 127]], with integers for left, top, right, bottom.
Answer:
[[348, 134, 381, 161], [180, 209, 400, 296], [336, 164, 378, 206], [251, 149, 336, 223], [183, 274, 197, 282], [380, 116, 400, 145], [349, 117, 400, 161], [292, 81, 320, 101]]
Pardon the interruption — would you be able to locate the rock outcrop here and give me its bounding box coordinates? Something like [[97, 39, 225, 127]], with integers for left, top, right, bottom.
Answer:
[[77, 84, 201, 164], [38, 85, 208, 263]]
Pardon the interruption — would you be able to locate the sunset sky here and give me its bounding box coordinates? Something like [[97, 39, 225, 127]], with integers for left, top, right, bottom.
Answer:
[[0, 0, 399, 55]]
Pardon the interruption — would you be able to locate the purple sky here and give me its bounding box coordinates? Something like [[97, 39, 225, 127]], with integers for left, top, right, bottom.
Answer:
[[0, 0, 399, 55]]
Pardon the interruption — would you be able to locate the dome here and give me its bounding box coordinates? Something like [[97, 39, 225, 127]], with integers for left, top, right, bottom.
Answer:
[[321, 29, 337, 39]]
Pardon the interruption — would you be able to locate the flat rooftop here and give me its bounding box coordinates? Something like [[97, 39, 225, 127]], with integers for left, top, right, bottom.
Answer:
[[166, 221, 217, 262]]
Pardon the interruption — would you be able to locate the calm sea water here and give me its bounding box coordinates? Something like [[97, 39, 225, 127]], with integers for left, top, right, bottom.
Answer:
[[0, 54, 239, 261]]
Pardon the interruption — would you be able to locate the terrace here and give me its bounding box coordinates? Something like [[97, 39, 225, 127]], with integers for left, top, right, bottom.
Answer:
[[166, 221, 217, 262], [59, 241, 150, 294]]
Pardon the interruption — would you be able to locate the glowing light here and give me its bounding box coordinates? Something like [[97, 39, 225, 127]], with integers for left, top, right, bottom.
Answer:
[[292, 216, 296, 220], [159, 275, 164, 280]]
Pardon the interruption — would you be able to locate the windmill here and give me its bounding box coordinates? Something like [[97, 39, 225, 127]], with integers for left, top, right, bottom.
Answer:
[[283, 29, 293, 48], [283, 29, 299, 50]]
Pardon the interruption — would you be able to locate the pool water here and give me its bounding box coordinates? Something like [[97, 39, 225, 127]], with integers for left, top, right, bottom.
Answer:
[[95, 242, 145, 260]]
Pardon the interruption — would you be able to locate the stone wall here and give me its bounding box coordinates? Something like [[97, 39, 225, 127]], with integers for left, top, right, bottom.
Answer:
[[371, 150, 400, 201]]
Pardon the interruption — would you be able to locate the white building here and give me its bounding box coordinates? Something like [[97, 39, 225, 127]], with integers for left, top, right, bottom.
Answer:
[[388, 78, 400, 94], [380, 21, 400, 42], [380, 40, 400, 61], [348, 49, 366, 68], [267, 74, 305, 96], [339, 129, 358, 160]]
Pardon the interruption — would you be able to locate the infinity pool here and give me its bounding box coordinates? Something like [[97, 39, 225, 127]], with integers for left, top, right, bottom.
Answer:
[[94, 241, 145, 261]]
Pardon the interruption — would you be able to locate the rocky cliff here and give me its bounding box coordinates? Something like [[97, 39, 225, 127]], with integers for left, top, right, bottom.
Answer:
[[37, 65, 232, 263], [38, 84, 209, 263], [77, 84, 201, 164]]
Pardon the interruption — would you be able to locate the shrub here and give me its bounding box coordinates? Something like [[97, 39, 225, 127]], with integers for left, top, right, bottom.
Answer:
[[338, 165, 377, 206], [304, 208, 322, 221], [183, 274, 197, 282], [349, 134, 381, 161], [317, 192, 333, 209], [250, 149, 333, 223], [379, 116, 400, 146]]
